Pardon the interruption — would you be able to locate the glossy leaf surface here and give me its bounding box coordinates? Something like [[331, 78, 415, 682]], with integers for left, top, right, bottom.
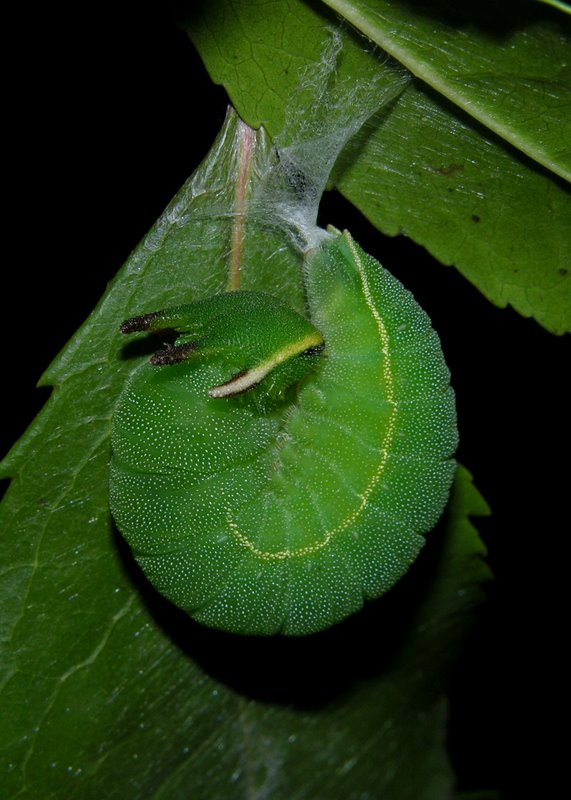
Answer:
[[0, 111, 489, 799]]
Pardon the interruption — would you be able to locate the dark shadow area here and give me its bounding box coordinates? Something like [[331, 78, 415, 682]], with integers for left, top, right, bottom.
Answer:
[[119, 331, 178, 363], [112, 502, 455, 710]]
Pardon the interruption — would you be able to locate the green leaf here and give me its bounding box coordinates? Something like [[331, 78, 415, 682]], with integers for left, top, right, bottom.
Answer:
[[335, 83, 571, 336], [1, 111, 490, 799], [323, 0, 571, 180], [186, 0, 571, 333]]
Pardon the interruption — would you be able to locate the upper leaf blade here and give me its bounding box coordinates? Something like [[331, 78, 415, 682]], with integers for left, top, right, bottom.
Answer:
[[334, 81, 571, 335], [186, 0, 571, 333], [323, 0, 571, 180]]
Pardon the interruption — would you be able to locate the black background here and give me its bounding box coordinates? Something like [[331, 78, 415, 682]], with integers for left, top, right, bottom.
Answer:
[[3, 4, 568, 798]]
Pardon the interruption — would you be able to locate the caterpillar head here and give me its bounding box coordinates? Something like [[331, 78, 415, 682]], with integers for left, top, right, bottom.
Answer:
[[120, 291, 325, 407]]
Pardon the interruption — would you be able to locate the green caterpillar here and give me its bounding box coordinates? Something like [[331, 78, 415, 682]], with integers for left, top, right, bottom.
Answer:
[[110, 230, 457, 636]]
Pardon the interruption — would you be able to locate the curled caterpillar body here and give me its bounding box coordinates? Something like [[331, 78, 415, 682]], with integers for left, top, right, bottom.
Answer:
[[110, 231, 457, 636]]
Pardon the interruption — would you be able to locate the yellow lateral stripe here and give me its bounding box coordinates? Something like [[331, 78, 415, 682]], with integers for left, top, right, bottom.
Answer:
[[227, 231, 397, 559], [209, 330, 323, 397], [257, 329, 324, 372]]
